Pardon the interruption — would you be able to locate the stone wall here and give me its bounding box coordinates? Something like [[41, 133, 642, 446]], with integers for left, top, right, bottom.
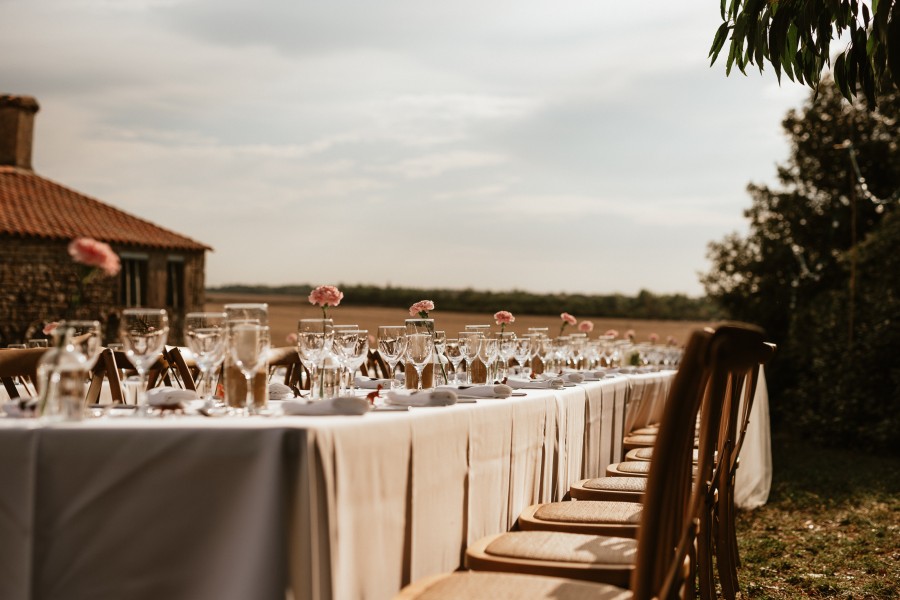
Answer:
[[0, 235, 205, 346]]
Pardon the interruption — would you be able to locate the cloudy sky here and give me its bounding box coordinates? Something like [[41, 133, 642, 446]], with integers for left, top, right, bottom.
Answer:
[[1, 0, 809, 296]]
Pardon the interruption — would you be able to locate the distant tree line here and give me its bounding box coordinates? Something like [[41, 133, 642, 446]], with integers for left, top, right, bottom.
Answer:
[[207, 283, 722, 321]]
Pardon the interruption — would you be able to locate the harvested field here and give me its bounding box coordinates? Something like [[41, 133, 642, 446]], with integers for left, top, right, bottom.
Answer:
[[206, 292, 712, 347]]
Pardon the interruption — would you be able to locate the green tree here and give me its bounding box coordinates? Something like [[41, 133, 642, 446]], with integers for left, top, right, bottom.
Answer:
[[710, 0, 900, 108], [702, 79, 900, 450]]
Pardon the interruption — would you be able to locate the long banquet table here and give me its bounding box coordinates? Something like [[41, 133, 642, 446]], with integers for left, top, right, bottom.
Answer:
[[0, 372, 673, 600]]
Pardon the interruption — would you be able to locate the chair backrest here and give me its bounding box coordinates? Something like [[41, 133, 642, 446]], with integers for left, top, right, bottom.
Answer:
[[165, 347, 198, 391], [630, 323, 769, 600], [0, 347, 46, 398], [84, 348, 125, 405]]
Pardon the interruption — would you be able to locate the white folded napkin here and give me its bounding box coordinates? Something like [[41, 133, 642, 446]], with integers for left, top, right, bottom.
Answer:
[[552, 372, 585, 384], [574, 371, 603, 381], [282, 396, 370, 416], [506, 377, 565, 390], [268, 382, 295, 400], [435, 384, 513, 399], [145, 387, 199, 407], [385, 389, 458, 407], [3, 397, 36, 418], [354, 376, 398, 389]]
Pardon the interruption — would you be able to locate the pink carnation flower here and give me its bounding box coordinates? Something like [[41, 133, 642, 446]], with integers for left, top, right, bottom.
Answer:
[[578, 320, 594, 333], [308, 285, 344, 307], [649, 333, 659, 343], [604, 329, 619, 338], [68, 237, 120, 276], [409, 300, 435, 317], [43, 321, 60, 335], [494, 310, 515, 325], [560, 312, 577, 326]]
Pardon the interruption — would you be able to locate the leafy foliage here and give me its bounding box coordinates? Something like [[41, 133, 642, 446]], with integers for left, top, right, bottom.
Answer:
[[710, 0, 900, 108], [702, 79, 900, 451]]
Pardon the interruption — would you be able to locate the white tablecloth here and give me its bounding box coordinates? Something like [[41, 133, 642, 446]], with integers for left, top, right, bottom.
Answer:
[[0, 371, 682, 600]]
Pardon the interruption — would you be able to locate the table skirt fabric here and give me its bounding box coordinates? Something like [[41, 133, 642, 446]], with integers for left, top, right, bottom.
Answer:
[[0, 369, 779, 600]]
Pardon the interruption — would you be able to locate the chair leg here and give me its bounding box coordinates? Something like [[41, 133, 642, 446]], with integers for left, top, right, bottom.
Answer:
[[697, 504, 716, 600]]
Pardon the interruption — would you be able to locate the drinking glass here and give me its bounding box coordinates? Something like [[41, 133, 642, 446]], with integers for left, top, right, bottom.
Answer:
[[479, 337, 500, 383], [338, 329, 369, 390], [298, 319, 334, 399], [512, 335, 535, 377], [185, 312, 227, 405], [7, 344, 26, 349], [432, 330, 448, 383], [223, 303, 269, 325], [332, 328, 361, 394], [458, 331, 483, 384], [443, 338, 465, 384], [59, 320, 102, 368], [119, 308, 169, 410], [536, 336, 554, 374], [229, 323, 270, 414], [405, 333, 433, 391], [495, 332, 516, 380], [27, 339, 49, 348], [377, 326, 407, 389]]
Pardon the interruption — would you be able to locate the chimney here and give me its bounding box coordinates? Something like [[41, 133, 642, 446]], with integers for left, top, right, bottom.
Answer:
[[0, 94, 40, 170]]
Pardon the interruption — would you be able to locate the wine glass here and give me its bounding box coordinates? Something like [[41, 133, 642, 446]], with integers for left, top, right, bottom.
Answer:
[[27, 339, 49, 348], [512, 335, 535, 378], [229, 323, 270, 414], [119, 308, 169, 410], [405, 333, 433, 391], [457, 331, 483, 385], [185, 312, 227, 406], [479, 337, 500, 383], [377, 326, 407, 389], [59, 320, 102, 369], [298, 319, 334, 399], [443, 338, 465, 384], [332, 328, 361, 394], [432, 330, 448, 383], [495, 332, 516, 381], [337, 329, 369, 391]]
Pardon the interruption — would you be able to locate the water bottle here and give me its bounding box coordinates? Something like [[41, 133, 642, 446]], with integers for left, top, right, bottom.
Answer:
[[36, 327, 89, 422]]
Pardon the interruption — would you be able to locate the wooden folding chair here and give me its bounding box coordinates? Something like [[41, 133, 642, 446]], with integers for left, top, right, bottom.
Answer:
[[397, 326, 766, 600], [165, 347, 198, 391], [84, 348, 125, 404], [462, 325, 769, 600], [0, 347, 45, 399]]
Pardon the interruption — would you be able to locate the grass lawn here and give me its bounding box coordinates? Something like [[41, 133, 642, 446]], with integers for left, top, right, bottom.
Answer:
[[736, 435, 900, 598]]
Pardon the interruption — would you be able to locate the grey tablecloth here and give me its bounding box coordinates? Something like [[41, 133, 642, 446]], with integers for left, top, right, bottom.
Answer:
[[0, 373, 672, 600]]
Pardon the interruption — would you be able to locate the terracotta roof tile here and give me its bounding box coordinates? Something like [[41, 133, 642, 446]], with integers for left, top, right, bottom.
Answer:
[[0, 166, 211, 251]]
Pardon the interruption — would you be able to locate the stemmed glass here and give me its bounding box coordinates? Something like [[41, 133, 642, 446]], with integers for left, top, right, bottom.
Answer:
[[432, 330, 448, 384], [119, 308, 169, 411], [59, 320, 102, 368], [185, 312, 227, 406], [443, 338, 465, 384], [495, 332, 517, 381], [297, 319, 334, 399], [457, 331, 483, 385], [377, 326, 407, 389], [229, 323, 270, 414], [536, 336, 554, 375], [333, 329, 368, 393], [512, 335, 535, 378], [405, 333, 433, 391], [479, 338, 500, 383]]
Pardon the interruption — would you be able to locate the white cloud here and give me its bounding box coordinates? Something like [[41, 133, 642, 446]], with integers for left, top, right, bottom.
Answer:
[[0, 0, 809, 296]]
